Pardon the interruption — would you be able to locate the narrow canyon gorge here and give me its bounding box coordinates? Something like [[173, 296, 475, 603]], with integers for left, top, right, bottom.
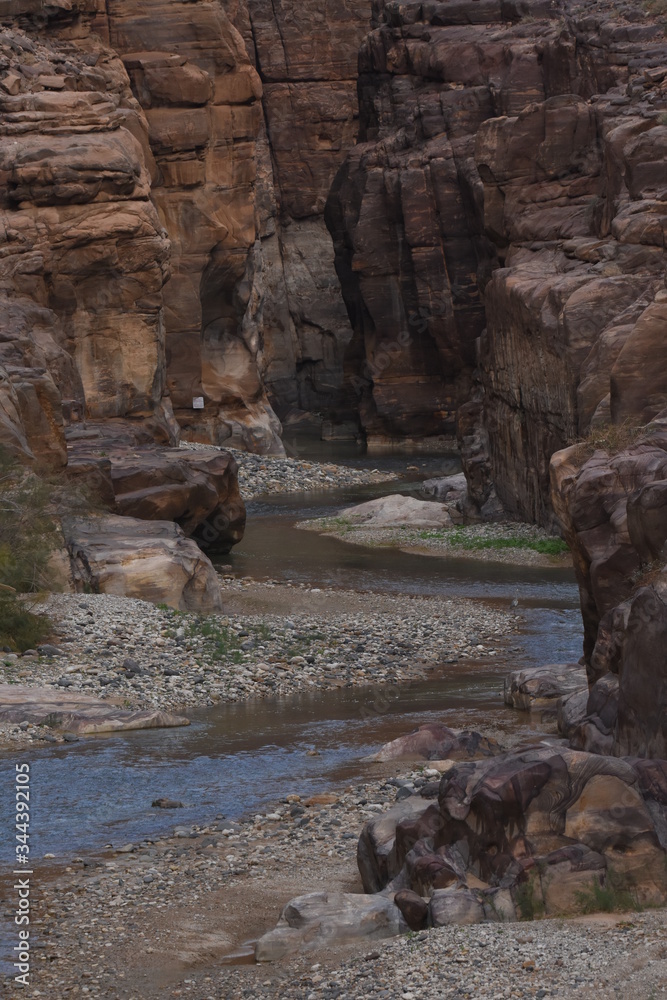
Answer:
[[1, 0, 664, 754], [0, 0, 666, 989]]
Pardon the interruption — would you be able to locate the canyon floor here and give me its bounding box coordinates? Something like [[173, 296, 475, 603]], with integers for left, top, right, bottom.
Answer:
[[1, 453, 664, 999], [4, 771, 666, 1000]]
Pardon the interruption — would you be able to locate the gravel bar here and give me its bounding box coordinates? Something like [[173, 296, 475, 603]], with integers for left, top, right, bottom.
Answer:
[[0, 583, 517, 746], [179, 442, 399, 501]]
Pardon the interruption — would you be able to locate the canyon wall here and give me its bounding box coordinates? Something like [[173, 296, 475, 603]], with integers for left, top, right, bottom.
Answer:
[[240, 0, 370, 437], [327, 0, 666, 468], [0, 0, 370, 461], [324, 0, 666, 754]]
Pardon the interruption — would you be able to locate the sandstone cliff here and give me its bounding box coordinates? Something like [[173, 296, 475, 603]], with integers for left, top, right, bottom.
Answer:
[[327, 0, 666, 468], [0, 0, 376, 457], [324, 0, 666, 753]]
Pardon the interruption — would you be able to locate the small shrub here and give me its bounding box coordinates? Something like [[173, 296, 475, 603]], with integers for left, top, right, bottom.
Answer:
[[0, 592, 50, 652], [573, 418, 645, 462], [644, 0, 667, 14], [515, 873, 546, 921], [575, 870, 639, 914]]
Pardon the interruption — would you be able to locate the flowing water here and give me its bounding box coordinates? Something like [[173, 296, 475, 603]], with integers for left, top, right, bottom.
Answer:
[[0, 451, 581, 863]]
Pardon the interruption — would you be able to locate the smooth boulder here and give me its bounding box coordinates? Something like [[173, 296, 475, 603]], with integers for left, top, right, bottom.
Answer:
[[0, 684, 189, 735], [368, 723, 501, 762], [63, 515, 223, 613], [255, 891, 406, 961], [340, 494, 453, 529]]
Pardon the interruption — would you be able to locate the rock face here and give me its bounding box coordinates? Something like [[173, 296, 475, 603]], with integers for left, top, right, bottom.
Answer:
[[92, 0, 285, 454], [0, 0, 369, 458], [551, 416, 667, 758], [63, 514, 223, 613], [326, 0, 667, 473], [358, 745, 667, 924], [0, 7, 171, 463], [241, 0, 371, 434]]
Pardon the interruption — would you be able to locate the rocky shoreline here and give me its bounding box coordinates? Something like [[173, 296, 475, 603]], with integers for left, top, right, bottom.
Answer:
[[298, 517, 572, 568], [180, 443, 399, 501], [16, 766, 667, 999]]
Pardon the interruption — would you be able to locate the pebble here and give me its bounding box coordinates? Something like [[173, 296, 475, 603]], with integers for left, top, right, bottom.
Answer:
[[21, 769, 667, 999]]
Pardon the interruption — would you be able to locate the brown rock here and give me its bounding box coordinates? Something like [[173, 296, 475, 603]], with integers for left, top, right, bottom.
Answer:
[[393, 889, 428, 931], [0, 684, 189, 735], [63, 514, 223, 613]]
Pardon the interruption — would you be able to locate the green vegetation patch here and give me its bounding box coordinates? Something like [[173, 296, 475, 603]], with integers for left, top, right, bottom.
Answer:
[[575, 870, 640, 914], [418, 528, 569, 556]]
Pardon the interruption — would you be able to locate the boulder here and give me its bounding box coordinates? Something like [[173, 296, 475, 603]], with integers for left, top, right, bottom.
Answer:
[[63, 515, 223, 613], [357, 796, 431, 893], [429, 885, 486, 927], [393, 889, 429, 931], [368, 723, 501, 762], [421, 473, 468, 502], [340, 495, 453, 529], [0, 684, 189, 734], [504, 663, 588, 713], [356, 744, 667, 925], [68, 440, 246, 554], [255, 891, 406, 962]]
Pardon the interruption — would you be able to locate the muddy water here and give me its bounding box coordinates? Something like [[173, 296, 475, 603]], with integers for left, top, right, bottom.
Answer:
[[0, 468, 580, 864]]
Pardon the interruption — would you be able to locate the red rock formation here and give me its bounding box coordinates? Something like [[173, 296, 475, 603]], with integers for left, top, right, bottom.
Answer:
[[241, 0, 370, 435], [0, 5, 171, 464], [551, 416, 667, 758], [91, 0, 286, 453], [357, 745, 667, 918], [327, 0, 667, 465]]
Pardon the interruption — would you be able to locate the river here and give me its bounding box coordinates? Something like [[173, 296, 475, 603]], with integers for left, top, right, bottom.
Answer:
[[0, 451, 581, 862]]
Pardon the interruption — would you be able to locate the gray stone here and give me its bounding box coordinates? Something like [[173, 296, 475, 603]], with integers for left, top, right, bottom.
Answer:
[[255, 891, 406, 962]]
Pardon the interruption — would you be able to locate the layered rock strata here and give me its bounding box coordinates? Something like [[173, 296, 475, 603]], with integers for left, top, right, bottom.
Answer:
[[551, 414, 667, 759], [0, 6, 171, 464], [327, 0, 667, 468], [63, 513, 224, 612], [67, 435, 246, 552], [240, 0, 370, 435], [257, 743, 667, 951]]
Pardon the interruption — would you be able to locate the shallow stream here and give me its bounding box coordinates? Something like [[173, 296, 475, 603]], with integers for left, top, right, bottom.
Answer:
[[0, 451, 581, 861]]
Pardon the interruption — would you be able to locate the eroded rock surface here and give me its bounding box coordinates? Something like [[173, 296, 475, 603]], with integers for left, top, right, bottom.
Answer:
[[359, 745, 667, 927], [0, 683, 189, 734], [326, 0, 667, 478], [551, 416, 667, 757], [504, 663, 588, 714], [63, 514, 223, 612], [68, 437, 246, 552]]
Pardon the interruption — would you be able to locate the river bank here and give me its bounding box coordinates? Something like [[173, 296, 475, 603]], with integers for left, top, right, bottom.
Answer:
[[0, 581, 518, 748], [180, 443, 400, 501], [13, 764, 667, 1000]]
